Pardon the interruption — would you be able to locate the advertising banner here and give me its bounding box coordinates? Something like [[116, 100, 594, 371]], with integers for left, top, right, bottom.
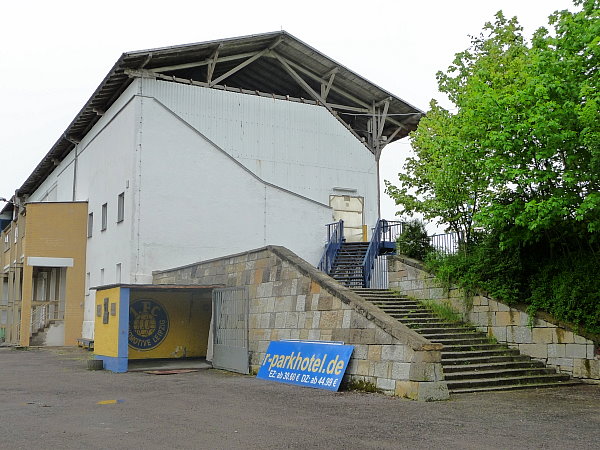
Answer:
[[257, 340, 354, 391]]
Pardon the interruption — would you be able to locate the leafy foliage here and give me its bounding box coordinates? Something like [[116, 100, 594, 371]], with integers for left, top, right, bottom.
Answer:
[[425, 234, 523, 305], [386, 1, 600, 246], [389, 1, 600, 335], [395, 219, 433, 260], [426, 239, 600, 334]]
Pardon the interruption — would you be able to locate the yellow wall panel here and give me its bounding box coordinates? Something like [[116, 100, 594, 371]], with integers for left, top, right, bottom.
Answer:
[[21, 202, 87, 345], [128, 290, 211, 360], [94, 287, 122, 358]]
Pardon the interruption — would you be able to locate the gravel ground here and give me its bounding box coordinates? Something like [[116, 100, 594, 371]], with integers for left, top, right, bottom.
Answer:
[[1, 347, 598, 449]]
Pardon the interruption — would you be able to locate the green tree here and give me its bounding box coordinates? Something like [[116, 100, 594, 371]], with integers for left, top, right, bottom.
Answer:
[[387, 0, 600, 334], [386, 0, 600, 249]]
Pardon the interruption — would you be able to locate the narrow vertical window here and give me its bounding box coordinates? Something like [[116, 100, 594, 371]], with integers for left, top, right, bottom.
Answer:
[[85, 272, 90, 295], [117, 192, 125, 223], [101, 203, 107, 231], [87, 213, 93, 238], [100, 268, 105, 285], [116, 263, 122, 284]]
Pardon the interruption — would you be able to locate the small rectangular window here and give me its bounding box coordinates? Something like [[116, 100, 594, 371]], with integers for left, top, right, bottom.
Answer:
[[87, 213, 93, 238], [14, 226, 18, 243], [85, 272, 90, 296], [117, 193, 125, 223], [101, 203, 107, 231], [100, 268, 105, 285], [116, 263, 122, 284]]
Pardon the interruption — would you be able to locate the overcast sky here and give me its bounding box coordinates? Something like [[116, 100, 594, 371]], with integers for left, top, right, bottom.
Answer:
[[0, 0, 577, 225]]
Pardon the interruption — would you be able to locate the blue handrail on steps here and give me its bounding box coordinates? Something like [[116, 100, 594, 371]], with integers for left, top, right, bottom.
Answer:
[[317, 220, 344, 274], [362, 219, 404, 287]]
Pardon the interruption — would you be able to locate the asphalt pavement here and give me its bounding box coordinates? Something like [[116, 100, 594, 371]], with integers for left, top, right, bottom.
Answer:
[[1, 347, 598, 449]]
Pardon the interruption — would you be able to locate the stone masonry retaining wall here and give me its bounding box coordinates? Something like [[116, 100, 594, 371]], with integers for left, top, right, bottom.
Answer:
[[388, 256, 600, 382], [153, 246, 449, 400]]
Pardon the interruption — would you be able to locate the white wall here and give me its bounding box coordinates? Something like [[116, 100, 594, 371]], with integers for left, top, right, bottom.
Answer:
[[135, 96, 332, 278], [28, 81, 142, 338], [142, 80, 379, 227], [27, 78, 382, 339]]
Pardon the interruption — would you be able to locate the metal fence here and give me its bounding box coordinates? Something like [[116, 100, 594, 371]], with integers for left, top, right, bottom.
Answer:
[[429, 232, 464, 255], [369, 254, 389, 289]]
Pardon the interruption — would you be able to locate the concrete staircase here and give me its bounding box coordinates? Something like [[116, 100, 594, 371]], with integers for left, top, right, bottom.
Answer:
[[353, 288, 579, 394], [330, 242, 369, 288], [30, 319, 63, 346]]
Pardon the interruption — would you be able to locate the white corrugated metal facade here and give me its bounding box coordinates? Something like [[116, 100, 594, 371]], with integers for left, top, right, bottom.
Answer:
[[25, 78, 381, 338], [10, 33, 421, 340]]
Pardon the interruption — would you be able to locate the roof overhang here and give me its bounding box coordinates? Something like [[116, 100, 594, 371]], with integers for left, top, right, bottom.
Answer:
[[18, 31, 423, 197]]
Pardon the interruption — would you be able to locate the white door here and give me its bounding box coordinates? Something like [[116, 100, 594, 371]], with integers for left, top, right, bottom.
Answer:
[[329, 195, 364, 242]]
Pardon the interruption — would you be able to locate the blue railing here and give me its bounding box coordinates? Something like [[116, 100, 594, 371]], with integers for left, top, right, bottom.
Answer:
[[317, 220, 344, 274], [362, 220, 404, 287]]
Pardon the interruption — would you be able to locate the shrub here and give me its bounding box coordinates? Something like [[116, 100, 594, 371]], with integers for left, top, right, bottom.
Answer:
[[396, 219, 433, 261], [425, 231, 600, 335]]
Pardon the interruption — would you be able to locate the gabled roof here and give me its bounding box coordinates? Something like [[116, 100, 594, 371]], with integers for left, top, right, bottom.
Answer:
[[18, 31, 423, 196]]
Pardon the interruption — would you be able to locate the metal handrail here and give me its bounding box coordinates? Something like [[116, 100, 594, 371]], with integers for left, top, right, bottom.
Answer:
[[30, 302, 64, 336], [317, 220, 344, 274], [362, 219, 405, 287], [380, 220, 404, 243], [429, 231, 465, 255]]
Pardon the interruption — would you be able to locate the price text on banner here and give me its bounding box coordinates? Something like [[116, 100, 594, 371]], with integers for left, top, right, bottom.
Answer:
[[257, 340, 354, 391]]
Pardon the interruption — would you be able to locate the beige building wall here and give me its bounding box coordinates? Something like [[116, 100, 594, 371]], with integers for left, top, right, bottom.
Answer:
[[1, 202, 87, 346], [1, 210, 26, 343]]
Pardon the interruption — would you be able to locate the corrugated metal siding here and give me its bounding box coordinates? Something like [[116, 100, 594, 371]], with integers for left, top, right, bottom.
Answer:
[[141, 79, 378, 225]]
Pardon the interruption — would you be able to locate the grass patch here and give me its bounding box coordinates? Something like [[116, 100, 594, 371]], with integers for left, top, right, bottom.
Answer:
[[345, 378, 383, 394], [420, 300, 463, 323]]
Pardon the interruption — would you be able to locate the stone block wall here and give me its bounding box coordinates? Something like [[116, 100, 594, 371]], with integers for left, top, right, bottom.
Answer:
[[153, 246, 448, 400], [388, 255, 600, 381]]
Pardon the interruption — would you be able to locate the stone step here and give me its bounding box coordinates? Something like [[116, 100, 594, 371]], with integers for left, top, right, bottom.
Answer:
[[332, 264, 363, 268], [442, 348, 521, 360], [373, 303, 425, 309], [352, 288, 577, 395], [354, 291, 405, 296], [333, 255, 365, 259], [377, 310, 430, 316], [366, 298, 419, 303], [335, 252, 366, 255], [444, 366, 558, 380], [450, 380, 581, 394], [333, 274, 361, 278], [390, 316, 440, 323], [331, 271, 363, 276], [441, 343, 507, 352], [352, 289, 392, 292], [446, 373, 573, 391], [442, 360, 546, 373], [428, 336, 493, 346], [368, 303, 421, 309], [408, 322, 466, 329], [442, 354, 535, 366], [420, 331, 488, 340], [386, 312, 437, 319], [402, 317, 454, 325], [334, 253, 365, 264], [417, 326, 478, 335]]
